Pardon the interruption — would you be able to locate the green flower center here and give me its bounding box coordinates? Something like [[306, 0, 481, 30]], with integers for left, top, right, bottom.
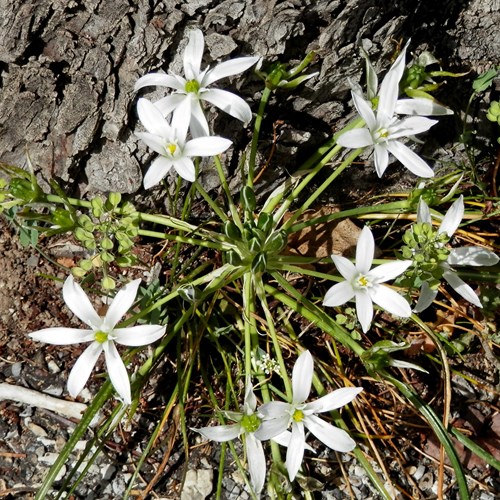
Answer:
[[94, 330, 108, 343], [185, 79, 200, 93], [241, 413, 261, 433], [292, 409, 304, 423]]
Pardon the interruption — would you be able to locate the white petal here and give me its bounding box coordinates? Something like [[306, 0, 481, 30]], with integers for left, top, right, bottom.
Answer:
[[356, 226, 375, 274], [336, 128, 373, 149], [203, 57, 259, 86], [102, 279, 141, 331], [189, 99, 210, 137], [155, 94, 188, 116], [331, 254, 357, 281], [323, 281, 356, 307], [370, 285, 412, 318], [351, 91, 377, 130], [113, 325, 166, 346], [134, 73, 185, 92], [448, 247, 499, 267], [137, 98, 172, 137], [373, 143, 389, 177], [144, 156, 173, 189], [414, 281, 438, 312], [63, 275, 101, 329], [369, 260, 412, 283], [136, 132, 168, 156], [286, 423, 305, 481], [244, 379, 257, 414], [183, 29, 204, 80], [272, 430, 315, 452], [304, 415, 357, 452], [246, 434, 266, 494], [184, 136, 232, 157], [386, 141, 434, 178], [103, 341, 131, 404], [258, 401, 291, 419], [443, 270, 482, 307], [355, 291, 373, 333], [378, 42, 409, 122], [438, 195, 464, 237], [417, 197, 431, 224], [395, 98, 453, 116], [197, 424, 242, 442], [390, 116, 437, 139], [29, 327, 94, 345], [170, 96, 192, 141], [254, 415, 290, 441], [67, 341, 103, 398], [172, 156, 196, 182], [292, 351, 313, 404], [202, 88, 253, 124], [306, 387, 363, 413]]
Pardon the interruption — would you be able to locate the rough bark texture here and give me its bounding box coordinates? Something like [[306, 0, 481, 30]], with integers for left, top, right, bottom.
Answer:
[[0, 0, 498, 195]]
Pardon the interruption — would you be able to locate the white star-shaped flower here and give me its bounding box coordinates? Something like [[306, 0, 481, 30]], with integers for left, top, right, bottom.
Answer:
[[414, 196, 499, 311], [136, 98, 232, 187], [323, 226, 412, 333], [29, 276, 166, 404], [135, 29, 259, 137], [259, 351, 362, 482]]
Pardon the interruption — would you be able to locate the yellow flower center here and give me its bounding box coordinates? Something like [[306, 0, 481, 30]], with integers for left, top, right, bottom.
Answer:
[[185, 79, 200, 93], [167, 143, 177, 155], [292, 409, 304, 422], [94, 330, 108, 343]]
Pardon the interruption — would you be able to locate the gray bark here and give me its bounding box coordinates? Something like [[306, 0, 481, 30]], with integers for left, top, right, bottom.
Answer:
[[0, 0, 498, 195]]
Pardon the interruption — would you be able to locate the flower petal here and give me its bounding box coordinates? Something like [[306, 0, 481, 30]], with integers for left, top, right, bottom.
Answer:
[[417, 197, 432, 224], [438, 195, 463, 237], [272, 430, 315, 452], [356, 226, 375, 274], [113, 325, 166, 346], [143, 156, 174, 189], [172, 156, 196, 182], [202, 88, 253, 125], [29, 327, 95, 345], [170, 96, 192, 141], [386, 140, 434, 178], [63, 275, 102, 329], [355, 291, 373, 333], [197, 423, 242, 442], [103, 341, 131, 404], [304, 414, 357, 452], [351, 91, 377, 130], [134, 73, 185, 92], [136, 132, 168, 156], [292, 351, 314, 404], [102, 279, 141, 331], [369, 260, 412, 282], [254, 414, 290, 441], [414, 281, 438, 312], [184, 136, 232, 157], [448, 247, 499, 267], [67, 341, 103, 398], [246, 434, 266, 494], [395, 98, 453, 116], [373, 143, 389, 177], [336, 128, 373, 149], [331, 254, 357, 281], [286, 423, 305, 481], [323, 281, 356, 307], [390, 116, 437, 139], [443, 270, 482, 307], [306, 387, 363, 413], [203, 56, 259, 86], [155, 94, 188, 116], [189, 99, 210, 137], [137, 98, 172, 137], [370, 284, 412, 318], [259, 401, 291, 420], [183, 29, 204, 81]]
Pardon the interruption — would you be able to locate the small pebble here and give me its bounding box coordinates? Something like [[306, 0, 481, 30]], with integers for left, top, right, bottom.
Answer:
[[11, 362, 22, 377], [47, 360, 61, 374], [26, 421, 48, 437]]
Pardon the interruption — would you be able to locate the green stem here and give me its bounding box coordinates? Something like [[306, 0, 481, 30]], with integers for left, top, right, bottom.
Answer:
[[138, 228, 234, 251]]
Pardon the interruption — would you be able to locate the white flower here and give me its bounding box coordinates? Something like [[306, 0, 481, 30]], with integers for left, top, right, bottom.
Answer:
[[323, 226, 412, 333], [338, 42, 445, 178], [136, 98, 232, 187], [29, 276, 166, 404], [195, 380, 283, 495], [259, 351, 362, 482], [135, 28, 259, 137], [414, 196, 499, 311]]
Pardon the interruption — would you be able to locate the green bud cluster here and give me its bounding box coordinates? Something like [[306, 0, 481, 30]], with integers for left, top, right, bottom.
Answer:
[[401, 222, 450, 287], [404, 64, 428, 90], [72, 192, 139, 289], [486, 100, 500, 124], [224, 187, 288, 273]]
